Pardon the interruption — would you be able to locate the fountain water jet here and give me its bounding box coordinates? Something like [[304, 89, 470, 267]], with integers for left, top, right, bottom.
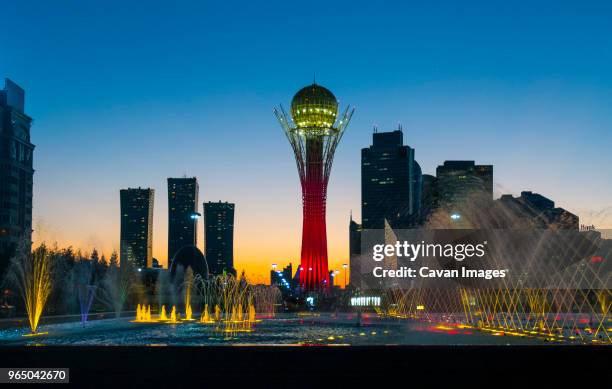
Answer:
[[8, 244, 54, 335], [74, 259, 96, 326], [98, 260, 132, 318], [168, 306, 178, 323]]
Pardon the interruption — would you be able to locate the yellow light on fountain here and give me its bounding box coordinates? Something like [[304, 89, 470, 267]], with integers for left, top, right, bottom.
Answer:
[[182, 268, 194, 321], [17, 245, 54, 336], [200, 304, 214, 324], [134, 304, 154, 322], [184, 304, 193, 321], [160, 305, 168, 321], [135, 304, 142, 321], [169, 306, 178, 323], [248, 304, 256, 323], [215, 305, 221, 322]]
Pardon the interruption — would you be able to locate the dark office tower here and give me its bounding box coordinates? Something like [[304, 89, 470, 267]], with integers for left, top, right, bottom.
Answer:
[[361, 128, 422, 229], [349, 216, 362, 289], [0, 79, 34, 276], [421, 174, 438, 217], [204, 201, 235, 276], [120, 188, 154, 269], [167, 177, 199, 267], [436, 161, 492, 211]]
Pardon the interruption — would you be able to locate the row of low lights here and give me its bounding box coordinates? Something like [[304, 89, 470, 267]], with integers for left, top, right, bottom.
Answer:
[[350, 296, 381, 307], [272, 263, 349, 288]]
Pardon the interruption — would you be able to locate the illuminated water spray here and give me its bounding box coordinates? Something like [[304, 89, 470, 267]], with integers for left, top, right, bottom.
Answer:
[[9, 245, 53, 334]]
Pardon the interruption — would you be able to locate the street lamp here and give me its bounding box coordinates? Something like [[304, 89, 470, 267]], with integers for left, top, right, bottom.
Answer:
[[272, 263, 277, 271], [342, 263, 348, 289]]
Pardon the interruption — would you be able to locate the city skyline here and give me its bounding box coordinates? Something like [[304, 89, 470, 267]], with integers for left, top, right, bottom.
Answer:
[[2, 1, 612, 282]]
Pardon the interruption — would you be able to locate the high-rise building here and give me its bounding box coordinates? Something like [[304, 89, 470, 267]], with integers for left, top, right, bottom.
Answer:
[[361, 129, 422, 229], [204, 201, 235, 276], [497, 191, 579, 229], [0, 79, 34, 275], [421, 174, 438, 219], [436, 161, 493, 211], [120, 187, 154, 269], [274, 83, 354, 291], [167, 177, 199, 267], [349, 216, 362, 289]]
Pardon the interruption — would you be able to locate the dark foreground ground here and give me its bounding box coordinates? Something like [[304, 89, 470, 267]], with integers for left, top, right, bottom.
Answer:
[[0, 346, 609, 387]]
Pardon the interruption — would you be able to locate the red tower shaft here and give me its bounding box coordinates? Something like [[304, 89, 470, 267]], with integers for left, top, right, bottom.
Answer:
[[299, 138, 330, 290]]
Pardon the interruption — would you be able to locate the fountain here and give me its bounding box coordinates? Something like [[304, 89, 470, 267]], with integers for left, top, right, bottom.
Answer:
[[74, 259, 96, 326], [77, 284, 96, 326], [182, 268, 195, 321], [98, 261, 132, 318], [253, 284, 281, 319], [160, 305, 168, 321], [168, 305, 179, 323], [8, 244, 54, 335], [134, 304, 154, 322], [200, 304, 214, 323], [215, 304, 221, 322]]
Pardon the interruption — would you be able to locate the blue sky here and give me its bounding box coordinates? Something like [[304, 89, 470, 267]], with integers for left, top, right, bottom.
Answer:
[[2, 0, 611, 279]]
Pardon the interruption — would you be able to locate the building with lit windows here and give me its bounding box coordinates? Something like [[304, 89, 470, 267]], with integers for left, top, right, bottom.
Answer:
[[496, 191, 579, 229], [435, 160, 493, 210], [167, 177, 199, 268], [0, 79, 34, 277], [204, 201, 235, 275], [361, 128, 422, 229], [120, 187, 154, 269]]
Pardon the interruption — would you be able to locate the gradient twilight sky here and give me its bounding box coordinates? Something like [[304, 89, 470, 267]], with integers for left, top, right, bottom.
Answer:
[[1, 1, 611, 283]]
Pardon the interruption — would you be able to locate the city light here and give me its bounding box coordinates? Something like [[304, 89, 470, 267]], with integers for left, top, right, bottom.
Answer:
[[350, 296, 381, 307]]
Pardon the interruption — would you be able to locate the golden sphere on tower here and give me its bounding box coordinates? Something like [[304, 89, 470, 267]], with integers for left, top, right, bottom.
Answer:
[[290, 83, 338, 129]]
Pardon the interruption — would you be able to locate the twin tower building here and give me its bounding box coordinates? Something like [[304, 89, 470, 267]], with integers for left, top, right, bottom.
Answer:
[[119, 178, 235, 276]]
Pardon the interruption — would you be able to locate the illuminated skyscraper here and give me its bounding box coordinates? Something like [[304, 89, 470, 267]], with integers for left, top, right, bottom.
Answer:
[[0, 79, 34, 277], [275, 83, 353, 292], [167, 177, 199, 267], [436, 161, 493, 210], [120, 187, 154, 269], [361, 128, 422, 229], [204, 201, 235, 276]]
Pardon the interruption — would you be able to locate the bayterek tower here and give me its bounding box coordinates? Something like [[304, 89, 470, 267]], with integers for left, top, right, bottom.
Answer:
[[274, 83, 354, 292]]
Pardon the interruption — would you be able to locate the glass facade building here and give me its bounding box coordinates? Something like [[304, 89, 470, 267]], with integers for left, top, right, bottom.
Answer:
[[167, 177, 199, 267], [204, 201, 235, 276], [361, 129, 422, 229], [120, 187, 154, 269], [435, 161, 493, 210], [0, 79, 34, 276]]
